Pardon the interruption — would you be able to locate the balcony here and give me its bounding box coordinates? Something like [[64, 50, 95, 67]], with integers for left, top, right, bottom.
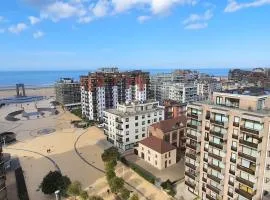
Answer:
[[104, 130, 108, 136], [235, 188, 256, 200], [207, 174, 221, 184], [186, 143, 200, 152], [185, 162, 197, 170], [233, 122, 239, 127], [230, 158, 236, 163], [208, 152, 222, 161], [186, 133, 201, 142], [236, 176, 254, 188], [238, 152, 256, 162], [116, 138, 123, 143], [232, 134, 238, 140], [228, 191, 234, 198], [202, 177, 207, 183], [206, 194, 216, 200], [210, 119, 228, 128], [231, 146, 237, 152], [229, 180, 234, 186], [240, 126, 262, 136], [205, 126, 210, 131], [208, 163, 222, 173], [116, 125, 123, 131], [237, 164, 255, 175], [185, 180, 196, 189], [209, 130, 226, 139], [239, 139, 258, 149], [229, 169, 235, 175], [115, 118, 123, 124], [187, 112, 202, 120], [207, 184, 220, 195], [203, 167, 207, 173], [186, 153, 197, 160], [185, 171, 196, 180], [104, 125, 109, 130], [187, 123, 201, 130], [209, 141, 223, 150]]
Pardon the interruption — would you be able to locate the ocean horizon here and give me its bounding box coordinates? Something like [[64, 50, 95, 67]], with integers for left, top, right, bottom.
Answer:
[[0, 68, 240, 88]]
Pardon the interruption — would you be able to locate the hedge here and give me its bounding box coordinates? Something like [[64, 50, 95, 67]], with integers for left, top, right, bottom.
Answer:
[[119, 157, 155, 184], [15, 167, 29, 200]]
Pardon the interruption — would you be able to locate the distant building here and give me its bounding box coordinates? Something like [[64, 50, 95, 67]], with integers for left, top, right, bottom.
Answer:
[[103, 100, 164, 151], [148, 116, 186, 159], [196, 80, 222, 100], [138, 136, 177, 170], [163, 99, 187, 119], [169, 83, 198, 103], [80, 68, 150, 121], [55, 78, 81, 108]]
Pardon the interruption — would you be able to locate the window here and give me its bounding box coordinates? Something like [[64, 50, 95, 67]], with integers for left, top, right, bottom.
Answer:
[[135, 116, 138, 120], [126, 138, 129, 142], [148, 120, 151, 124], [142, 133, 145, 137], [169, 152, 171, 157], [169, 160, 171, 164], [154, 112, 157, 116], [135, 122, 138, 126], [165, 154, 167, 158], [148, 150, 151, 154], [142, 121, 145, 125], [232, 141, 237, 147], [135, 135, 138, 139], [154, 118, 157, 122], [142, 127, 145, 131], [142, 115, 145, 119], [125, 118, 129, 122], [148, 157, 150, 161], [135, 129, 138, 133], [126, 124, 129, 129], [155, 154, 157, 158], [126, 131, 129, 135], [172, 132, 177, 140], [155, 161, 157, 165], [244, 120, 263, 131], [216, 96, 222, 105], [159, 111, 162, 115], [234, 116, 240, 123], [159, 117, 162, 121]]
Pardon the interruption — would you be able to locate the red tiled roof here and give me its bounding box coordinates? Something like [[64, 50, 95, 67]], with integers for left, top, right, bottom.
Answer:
[[150, 116, 186, 133], [139, 136, 176, 154]]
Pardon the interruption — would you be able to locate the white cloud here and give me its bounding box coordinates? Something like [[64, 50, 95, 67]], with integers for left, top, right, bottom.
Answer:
[[0, 28, 5, 33], [41, 1, 87, 21], [183, 9, 213, 30], [137, 15, 151, 23], [33, 31, 44, 39], [184, 22, 208, 30], [225, 0, 270, 12], [92, 0, 110, 17], [8, 23, 28, 34], [77, 16, 92, 23], [29, 16, 41, 25]]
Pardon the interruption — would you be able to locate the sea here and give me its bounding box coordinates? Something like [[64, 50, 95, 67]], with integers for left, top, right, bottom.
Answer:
[[0, 68, 232, 88]]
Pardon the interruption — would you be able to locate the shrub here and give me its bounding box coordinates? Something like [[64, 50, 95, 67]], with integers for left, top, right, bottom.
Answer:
[[119, 188, 130, 200], [67, 181, 82, 198], [80, 191, 89, 200], [106, 169, 116, 181], [108, 177, 124, 193], [160, 179, 176, 197], [101, 147, 120, 162], [89, 196, 104, 200], [130, 194, 139, 200], [105, 160, 117, 171]]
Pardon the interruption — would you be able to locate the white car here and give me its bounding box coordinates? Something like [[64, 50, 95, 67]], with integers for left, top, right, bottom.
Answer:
[[97, 124, 104, 128]]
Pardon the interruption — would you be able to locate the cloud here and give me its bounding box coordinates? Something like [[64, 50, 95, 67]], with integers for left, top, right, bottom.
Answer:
[[183, 9, 213, 30], [8, 23, 28, 34], [137, 15, 151, 23], [92, 0, 110, 17], [33, 30, 44, 39], [29, 16, 41, 25], [77, 16, 92, 23], [184, 22, 208, 30], [0, 29, 5, 33], [41, 1, 87, 21], [225, 0, 270, 12]]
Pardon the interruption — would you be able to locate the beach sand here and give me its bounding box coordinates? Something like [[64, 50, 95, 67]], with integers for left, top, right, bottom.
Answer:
[[0, 87, 55, 98]]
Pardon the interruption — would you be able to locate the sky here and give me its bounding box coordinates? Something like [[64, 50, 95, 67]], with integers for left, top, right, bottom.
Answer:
[[0, 0, 270, 71]]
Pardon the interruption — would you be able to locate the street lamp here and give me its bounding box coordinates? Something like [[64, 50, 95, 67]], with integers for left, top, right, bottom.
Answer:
[[55, 190, 60, 200]]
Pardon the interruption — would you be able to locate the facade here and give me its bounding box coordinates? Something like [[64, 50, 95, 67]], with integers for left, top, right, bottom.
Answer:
[[55, 78, 81, 108], [197, 81, 222, 100], [163, 99, 187, 119], [103, 100, 164, 151], [80, 68, 150, 121], [138, 136, 177, 170], [184, 88, 270, 200], [148, 116, 186, 159], [169, 83, 198, 103]]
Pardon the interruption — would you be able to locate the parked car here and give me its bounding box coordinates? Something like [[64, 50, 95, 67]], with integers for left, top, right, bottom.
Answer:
[[97, 123, 104, 128]]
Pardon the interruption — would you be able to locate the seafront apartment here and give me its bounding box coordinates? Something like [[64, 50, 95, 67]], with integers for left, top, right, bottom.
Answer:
[[184, 88, 270, 200], [80, 68, 150, 121], [103, 100, 164, 150]]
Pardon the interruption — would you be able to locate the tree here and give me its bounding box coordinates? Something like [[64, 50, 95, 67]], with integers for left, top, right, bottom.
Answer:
[[40, 171, 71, 195], [106, 169, 116, 181], [80, 191, 89, 200], [67, 181, 82, 199], [105, 160, 117, 171], [89, 195, 103, 200], [130, 194, 139, 200], [119, 187, 130, 200], [101, 147, 119, 162], [108, 177, 124, 193]]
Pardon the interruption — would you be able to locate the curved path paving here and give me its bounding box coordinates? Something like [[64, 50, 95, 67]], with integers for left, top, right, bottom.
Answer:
[[74, 130, 157, 200]]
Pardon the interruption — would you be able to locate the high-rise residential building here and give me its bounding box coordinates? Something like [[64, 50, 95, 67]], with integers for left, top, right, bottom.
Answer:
[[184, 88, 270, 200], [55, 78, 81, 108], [196, 80, 222, 100], [103, 100, 164, 151], [169, 83, 198, 103], [80, 68, 150, 121], [163, 99, 187, 119]]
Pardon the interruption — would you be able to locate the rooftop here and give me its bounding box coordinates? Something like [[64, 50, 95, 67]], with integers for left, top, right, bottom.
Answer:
[[105, 106, 163, 117], [150, 116, 186, 133], [220, 87, 270, 96], [139, 136, 176, 154]]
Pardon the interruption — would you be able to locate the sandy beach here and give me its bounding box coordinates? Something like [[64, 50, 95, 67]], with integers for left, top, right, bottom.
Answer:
[[0, 87, 55, 99]]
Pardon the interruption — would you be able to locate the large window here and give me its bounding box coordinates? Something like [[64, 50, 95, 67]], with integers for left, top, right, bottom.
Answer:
[[216, 96, 223, 105], [241, 146, 258, 157], [244, 120, 263, 131], [214, 113, 228, 122]]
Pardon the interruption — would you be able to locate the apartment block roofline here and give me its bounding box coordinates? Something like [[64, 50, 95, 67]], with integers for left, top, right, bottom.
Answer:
[[139, 136, 176, 154]]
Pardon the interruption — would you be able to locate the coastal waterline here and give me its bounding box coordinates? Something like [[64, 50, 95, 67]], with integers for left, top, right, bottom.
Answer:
[[0, 68, 231, 88]]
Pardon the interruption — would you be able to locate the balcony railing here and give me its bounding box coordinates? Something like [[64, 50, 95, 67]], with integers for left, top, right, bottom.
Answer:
[[186, 153, 197, 160], [116, 138, 123, 143], [209, 141, 223, 150], [238, 152, 257, 162], [233, 122, 239, 127], [187, 112, 201, 120], [206, 194, 216, 200], [208, 152, 222, 161], [207, 174, 221, 184], [116, 125, 123, 130], [187, 123, 201, 130], [209, 130, 225, 139], [210, 119, 228, 128], [185, 162, 197, 170], [232, 134, 238, 140], [202, 177, 207, 182], [208, 163, 222, 173], [237, 164, 255, 175], [185, 180, 196, 189], [185, 171, 196, 180], [207, 184, 220, 195], [236, 176, 254, 188], [186, 133, 198, 141], [186, 143, 200, 152], [239, 139, 258, 149], [229, 169, 235, 175], [115, 118, 123, 123], [240, 126, 261, 136], [235, 188, 256, 200]]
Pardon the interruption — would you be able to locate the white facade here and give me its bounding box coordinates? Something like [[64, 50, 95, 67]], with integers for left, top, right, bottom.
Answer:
[[103, 101, 165, 151], [168, 83, 198, 103]]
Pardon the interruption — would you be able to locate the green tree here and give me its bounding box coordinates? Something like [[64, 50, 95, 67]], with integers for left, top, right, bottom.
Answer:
[[80, 191, 89, 200], [67, 181, 82, 200], [101, 147, 119, 162], [130, 194, 139, 200], [40, 171, 71, 195], [119, 187, 130, 200], [108, 177, 124, 193], [89, 195, 103, 200], [105, 160, 117, 171], [106, 169, 116, 181]]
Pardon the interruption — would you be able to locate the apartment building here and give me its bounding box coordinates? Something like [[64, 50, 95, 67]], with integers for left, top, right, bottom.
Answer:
[[80, 68, 150, 121], [103, 100, 164, 150], [163, 99, 187, 119], [184, 88, 270, 200], [55, 78, 81, 108], [197, 80, 222, 100], [148, 116, 186, 159], [169, 83, 198, 103], [138, 136, 177, 170]]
